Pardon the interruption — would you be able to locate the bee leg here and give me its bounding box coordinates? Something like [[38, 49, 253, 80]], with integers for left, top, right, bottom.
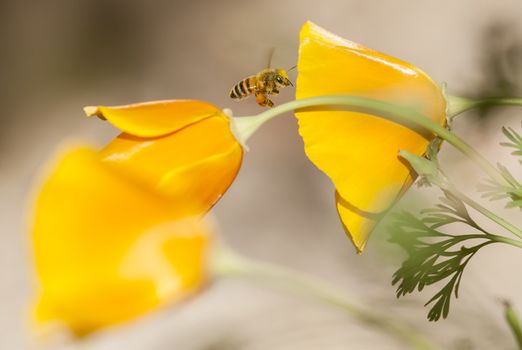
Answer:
[[271, 87, 280, 95], [255, 93, 274, 108]]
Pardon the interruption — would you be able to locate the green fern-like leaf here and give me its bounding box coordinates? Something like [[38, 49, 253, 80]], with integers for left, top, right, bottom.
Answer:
[[501, 126, 522, 161], [390, 192, 496, 321]]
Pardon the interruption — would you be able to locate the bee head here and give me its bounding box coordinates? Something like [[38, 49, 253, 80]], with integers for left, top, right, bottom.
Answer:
[[275, 69, 293, 87]]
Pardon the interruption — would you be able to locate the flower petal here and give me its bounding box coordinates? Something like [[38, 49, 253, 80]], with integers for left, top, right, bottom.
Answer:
[[295, 22, 446, 252], [31, 146, 211, 336], [84, 100, 221, 138], [99, 115, 243, 212]]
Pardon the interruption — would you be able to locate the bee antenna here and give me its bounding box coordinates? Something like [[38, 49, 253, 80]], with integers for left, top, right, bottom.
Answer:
[[287, 64, 297, 72]]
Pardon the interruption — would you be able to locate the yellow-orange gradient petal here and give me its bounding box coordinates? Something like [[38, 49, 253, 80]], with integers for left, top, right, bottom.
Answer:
[[84, 100, 221, 138], [31, 147, 211, 336], [99, 115, 243, 212], [295, 21, 446, 253]]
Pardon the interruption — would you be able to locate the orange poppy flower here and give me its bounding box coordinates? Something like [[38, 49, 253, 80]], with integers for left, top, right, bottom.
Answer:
[[31, 100, 245, 337], [295, 22, 447, 253], [85, 100, 244, 213], [31, 146, 213, 337]]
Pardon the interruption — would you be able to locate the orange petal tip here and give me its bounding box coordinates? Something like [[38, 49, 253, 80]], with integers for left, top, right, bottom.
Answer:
[[83, 106, 99, 117]]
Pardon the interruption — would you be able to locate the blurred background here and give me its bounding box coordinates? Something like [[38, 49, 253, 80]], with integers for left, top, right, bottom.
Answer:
[[2, 0, 522, 349]]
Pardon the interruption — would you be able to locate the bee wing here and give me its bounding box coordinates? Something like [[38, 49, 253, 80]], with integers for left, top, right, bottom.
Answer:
[[266, 47, 275, 69]]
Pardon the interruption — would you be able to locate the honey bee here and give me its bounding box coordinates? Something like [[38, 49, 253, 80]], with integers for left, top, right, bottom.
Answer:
[[229, 69, 293, 107], [229, 50, 294, 107]]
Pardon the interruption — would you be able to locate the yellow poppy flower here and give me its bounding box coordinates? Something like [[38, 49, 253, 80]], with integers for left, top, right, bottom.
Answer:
[[295, 22, 446, 253], [31, 146, 213, 337], [85, 100, 243, 213]]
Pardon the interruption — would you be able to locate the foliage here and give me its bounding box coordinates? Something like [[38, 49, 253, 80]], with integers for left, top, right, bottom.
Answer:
[[391, 124, 522, 322], [390, 192, 495, 321], [478, 126, 522, 208]]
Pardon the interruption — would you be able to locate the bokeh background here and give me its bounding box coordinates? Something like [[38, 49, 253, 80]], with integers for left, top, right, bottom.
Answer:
[[2, 0, 522, 349]]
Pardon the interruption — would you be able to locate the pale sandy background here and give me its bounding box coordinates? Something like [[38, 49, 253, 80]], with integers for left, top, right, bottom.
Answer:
[[2, 0, 522, 349]]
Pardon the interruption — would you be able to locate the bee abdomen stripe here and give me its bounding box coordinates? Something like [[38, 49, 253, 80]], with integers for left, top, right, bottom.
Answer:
[[230, 86, 238, 98], [234, 84, 242, 97], [238, 80, 248, 95], [241, 79, 251, 93]]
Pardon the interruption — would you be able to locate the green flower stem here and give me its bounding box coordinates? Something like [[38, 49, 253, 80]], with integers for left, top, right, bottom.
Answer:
[[503, 301, 522, 350], [211, 249, 437, 350], [491, 234, 522, 250], [447, 96, 522, 119], [233, 96, 507, 186], [399, 149, 522, 242], [448, 185, 522, 241]]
